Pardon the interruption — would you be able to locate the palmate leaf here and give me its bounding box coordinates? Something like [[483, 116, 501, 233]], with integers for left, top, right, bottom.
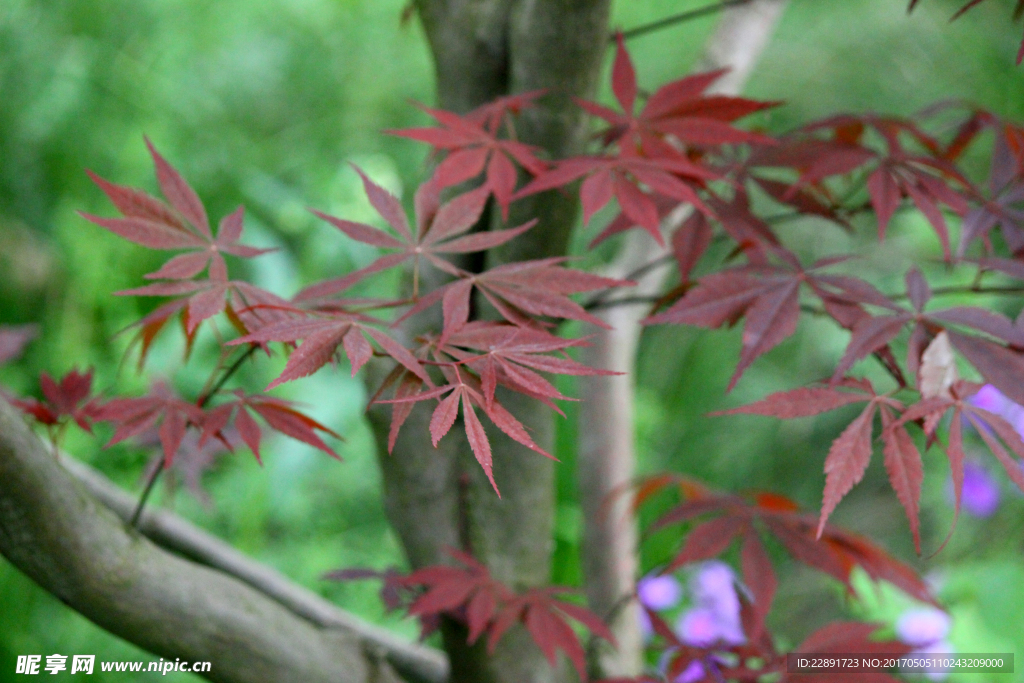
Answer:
[[93, 382, 206, 468], [397, 258, 629, 342], [388, 104, 547, 217], [199, 389, 341, 462], [712, 379, 925, 551], [890, 381, 1024, 513], [640, 474, 938, 609], [581, 33, 778, 156], [645, 250, 899, 390], [376, 366, 552, 496], [82, 140, 273, 281], [297, 171, 535, 302], [395, 548, 614, 682], [229, 313, 431, 389], [515, 151, 718, 246], [784, 115, 971, 260], [117, 277, 295, 337], [438, 322, 616, 409], [13, 368, 102, 433]]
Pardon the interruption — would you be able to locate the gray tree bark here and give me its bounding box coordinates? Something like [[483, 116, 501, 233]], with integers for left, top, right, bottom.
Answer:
[[369, 3, 610, 683], [0, 398, 437, 683]]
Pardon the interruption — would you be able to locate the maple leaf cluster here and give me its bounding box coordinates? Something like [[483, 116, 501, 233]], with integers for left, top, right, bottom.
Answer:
[[558, 42, 1024, 547], [4, 21, 1022, 679], [597, 476, 928, 683], [327, 548, 615, 682]]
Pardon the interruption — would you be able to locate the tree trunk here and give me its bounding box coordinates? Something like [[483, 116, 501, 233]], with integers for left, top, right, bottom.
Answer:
[[371, 2, 610, 682]]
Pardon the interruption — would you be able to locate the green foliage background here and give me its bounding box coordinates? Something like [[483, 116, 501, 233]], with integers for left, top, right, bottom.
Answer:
[[0, 0, 1022, 680]]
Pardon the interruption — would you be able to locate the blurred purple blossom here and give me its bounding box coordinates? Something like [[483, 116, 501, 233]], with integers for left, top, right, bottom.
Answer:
[[638, 574, 683, 611], [675, 561, 744, 647], [896, 607, 951, 647], [674, 659, 706, 683], [949, 461, 1001, 517], [896, 607, 954, 681], [968, 384, 1024, 439]]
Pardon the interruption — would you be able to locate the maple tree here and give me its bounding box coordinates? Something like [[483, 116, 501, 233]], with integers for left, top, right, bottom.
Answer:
[[1, 2, 1023, 683]]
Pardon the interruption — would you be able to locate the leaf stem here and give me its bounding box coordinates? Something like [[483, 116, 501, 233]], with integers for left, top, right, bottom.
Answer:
[[129, 464, 162, 528], [618, 0, 755, 41], [130, 343, 259, 528], [198, 344, 259, 408]]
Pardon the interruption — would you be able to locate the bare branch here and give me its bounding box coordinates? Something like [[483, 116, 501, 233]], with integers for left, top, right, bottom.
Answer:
[[618, 0, 755, 41], [0, 397, 443, 683], [61, 457, 449, 683]]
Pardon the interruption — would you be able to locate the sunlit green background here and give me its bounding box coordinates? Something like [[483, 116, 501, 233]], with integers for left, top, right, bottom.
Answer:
[[1, 0, 1023, 680]]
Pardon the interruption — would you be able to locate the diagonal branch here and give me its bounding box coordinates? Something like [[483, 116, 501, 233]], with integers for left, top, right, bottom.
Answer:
[[618, 0, 755, 41], [576, 1, 790, 678], [61, 456, 448, 683], [0, 397, 446, 683]]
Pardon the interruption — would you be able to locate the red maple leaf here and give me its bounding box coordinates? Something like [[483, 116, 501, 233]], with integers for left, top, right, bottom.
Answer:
[[436, 322, 615, 410], [791, 116, 971, 259], [888, 381, 1024, 545], [388, 105, 547, 217], [398, 548, 614, 681], [376, 365, 551, 495], [296, 171, 533, 302], [14, 368, 101, 432], [94, 382, 206, 467], [116, 277, 295, 337], [515, 150, 717, 246], [199, 389, 341, 462], [645, 249, 898, 390], [229, 311, 430, 390], [641, 474, 938, 608], [830, 267, 1024, 390], [579, 34, 778, 156], [464, 89, 546, 134], [81, 139, 272, 281], [396, 257, 629, 341], [713, 378, 925, 551]]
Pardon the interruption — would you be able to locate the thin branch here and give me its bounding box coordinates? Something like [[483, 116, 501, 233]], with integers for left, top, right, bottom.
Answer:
[[198, 343, 259, 408], [130, 343, 259, 527], [129, 465, 163, 527], [618, 0, 755, 40]]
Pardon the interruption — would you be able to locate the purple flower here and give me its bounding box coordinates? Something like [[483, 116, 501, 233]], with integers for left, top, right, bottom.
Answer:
[[676, 561, 744, 647], [946, 461, 1000, 517], [968, 384, 1024, 439], [638, 574, 683, 611], [896, 607, 950, 647], [675, 659, 706, 683], [896, 608, 954, 681]]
